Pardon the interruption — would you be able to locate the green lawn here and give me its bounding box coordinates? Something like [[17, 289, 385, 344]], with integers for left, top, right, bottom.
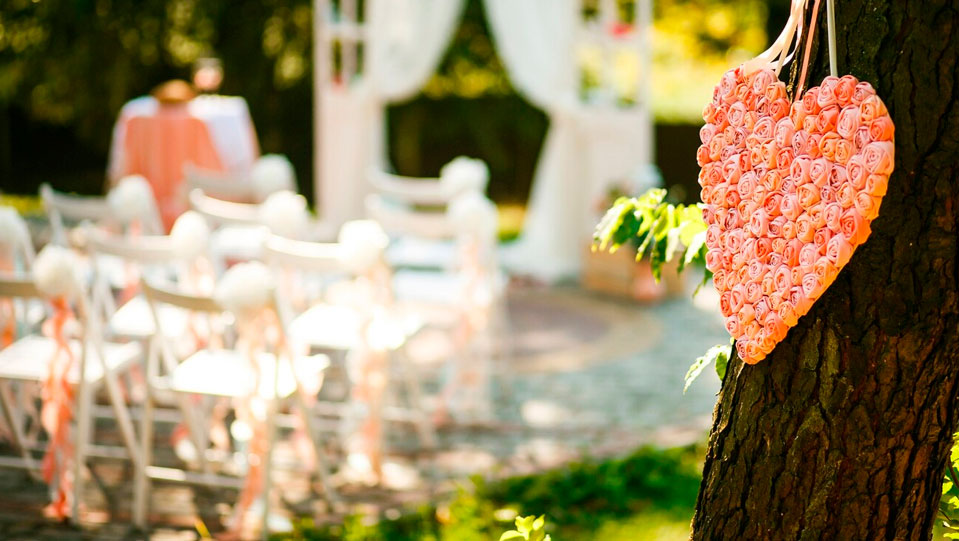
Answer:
[[272, 445, 702, 541]]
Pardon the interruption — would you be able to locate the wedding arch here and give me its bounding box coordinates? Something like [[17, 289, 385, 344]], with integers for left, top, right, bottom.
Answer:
[[313, 0, 655, 281]]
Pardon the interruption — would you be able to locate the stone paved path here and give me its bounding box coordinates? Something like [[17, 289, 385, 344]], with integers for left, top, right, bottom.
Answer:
[[0, 282, 727, 540]]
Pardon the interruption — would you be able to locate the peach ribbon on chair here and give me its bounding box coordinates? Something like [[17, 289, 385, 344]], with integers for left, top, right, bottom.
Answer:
[[40, 297, 77, 519]]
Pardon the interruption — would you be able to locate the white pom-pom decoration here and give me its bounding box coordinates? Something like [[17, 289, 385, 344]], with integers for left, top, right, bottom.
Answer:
[[0, 207, 33, 263], [257, 190, 309, 239], [337, 220, 389, 274], [447, 191, 498, 239], [33, 245, 82, 300], [250, 154, 296, 201], [108, 175, 158, 225], [440, 156, 489, 195], [214, 261, 274, 317], [169, 211, 210, 261]]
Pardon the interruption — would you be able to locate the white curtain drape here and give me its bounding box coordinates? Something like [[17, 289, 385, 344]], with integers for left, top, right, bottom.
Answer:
[[485, 0, 653, 281], [316, 0, 466, 230]]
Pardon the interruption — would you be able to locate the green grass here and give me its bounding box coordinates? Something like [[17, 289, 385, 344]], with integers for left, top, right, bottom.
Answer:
[[271, 445, 701, 541]]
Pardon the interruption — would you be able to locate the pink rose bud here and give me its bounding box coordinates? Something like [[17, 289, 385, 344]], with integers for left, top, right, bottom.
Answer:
[[764, 311, 788, 342], [815, 105, 840, 133], [865, 173, 888, 197], [781, 220, 798, 240], [769, 98, 791, 121], [762, 273, 777, 296], [720, 291, 733, 315], [859, 94, 888, 123], [725, 315, 742, 336], [774, 263, 794, 290], [838, 207, 868, 241], [826, 234, 855, 267], [776, 147, 795, 175], [801, 272, 823, 297], [736, 340, 749, 361], [774, 117, 795, 148], [835, 75, 857, 106], [818, 132, 841, 161], [765, 81, 787, 102], [869, 116, 895, 142], [863, 141, 895, 175], [799, 243, 819, 267], [851, 81, 875, 106], [755, 237, 773, 260], [854, 192, 883, 221], [837, 182, 858, 209], [745, 281, 763, 304], [814, 227, 832, 254], [780, 194, 803, 221], [797, 183, 821, 209], [789, 101, 806, 128], [836, 105, 860, 139], [792, 130, 810, 156], [829, 165, 849, 190], [705, 248, 723, 272], [815, 257, 840, 287], [834, 139, 854, 165], [778, 302, 799, 326], [824, 203, 843, 232], [796, 213, 816, 242], [801, 87, 820, 115]]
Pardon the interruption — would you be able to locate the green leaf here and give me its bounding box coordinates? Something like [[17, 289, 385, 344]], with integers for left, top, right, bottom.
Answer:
[[500, 532, 526, 541], [715, 347, 729, 380], [684, 230, 707, 267], [944, 533, 959, 539], [683, 344, 732, 394], [684, 343, 732, 393], [944, 479, 953, 495]]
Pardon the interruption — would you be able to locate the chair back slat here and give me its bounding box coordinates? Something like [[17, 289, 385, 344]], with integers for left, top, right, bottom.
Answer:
[[368, 168, 456, 206], [365, 194, 455, 239], [262, 235, 344, 273], [188, 189, 262, 227], [0, 275, 42, 299], [184, 164, 256, 202], [141, 278, 221, 313], [41, 184, 111, 223], [84, 227, 177, 264]]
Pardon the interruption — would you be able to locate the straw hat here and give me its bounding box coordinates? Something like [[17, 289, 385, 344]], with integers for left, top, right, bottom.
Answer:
[[150, 79, 197, 104]]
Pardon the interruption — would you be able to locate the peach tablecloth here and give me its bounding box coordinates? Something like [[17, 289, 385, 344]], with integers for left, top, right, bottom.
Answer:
[[107, 95, 260, 229]]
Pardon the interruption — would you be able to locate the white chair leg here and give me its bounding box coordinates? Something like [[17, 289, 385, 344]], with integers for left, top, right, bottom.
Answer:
[[260, 397, 278, 541], [72, 381, 94, 521], [0, 381, 40, 476], [132, 382, 153, 528], [396, 349, 436, 449]]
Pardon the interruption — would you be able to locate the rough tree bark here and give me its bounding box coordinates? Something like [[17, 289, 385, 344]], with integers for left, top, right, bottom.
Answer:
[[690, 1, 959, 539]]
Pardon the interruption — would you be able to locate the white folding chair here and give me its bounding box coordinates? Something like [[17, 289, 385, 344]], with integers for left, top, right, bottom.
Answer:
[[262, 234, 435, 458], [365, 194, 506, 422], [0, 274, 143, 521], [41, 184, 114, 247], [136, 277, 334, 538]]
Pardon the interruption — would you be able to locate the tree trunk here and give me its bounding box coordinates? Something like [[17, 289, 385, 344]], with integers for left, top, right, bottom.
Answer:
[[691, 1, 959, 539]]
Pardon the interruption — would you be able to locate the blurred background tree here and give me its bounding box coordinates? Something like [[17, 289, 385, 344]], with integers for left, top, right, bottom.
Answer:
[[0, 0, 773, 205]]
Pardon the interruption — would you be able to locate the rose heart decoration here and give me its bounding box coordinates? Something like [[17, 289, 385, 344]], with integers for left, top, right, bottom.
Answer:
[[696, 67, 894, 364]]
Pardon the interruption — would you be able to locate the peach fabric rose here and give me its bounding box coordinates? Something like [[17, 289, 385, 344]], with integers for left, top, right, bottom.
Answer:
[[863, 141, 895, 175], [869, 116, 895, 142], [836, 106, 860, 139]]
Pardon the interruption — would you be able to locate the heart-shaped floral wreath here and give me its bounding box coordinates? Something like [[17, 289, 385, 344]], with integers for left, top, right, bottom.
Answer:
[[696, 67, 894, 364]]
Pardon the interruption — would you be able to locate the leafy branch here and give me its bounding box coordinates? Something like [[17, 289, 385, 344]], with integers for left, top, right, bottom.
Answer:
[[593, 188, 711, 287], [593, 187, 727, 392]]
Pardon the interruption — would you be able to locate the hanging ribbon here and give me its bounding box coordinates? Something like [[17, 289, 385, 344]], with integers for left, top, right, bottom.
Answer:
[[40, 297, 77, 519]]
